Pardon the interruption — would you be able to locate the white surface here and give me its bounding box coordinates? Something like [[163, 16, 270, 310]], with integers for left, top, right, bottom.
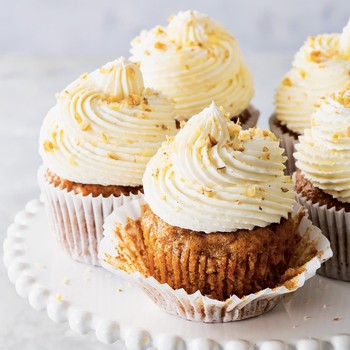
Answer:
[[0, 53, 343, 349], [1, 1, 349, 56], [3, 198, 350, 349]]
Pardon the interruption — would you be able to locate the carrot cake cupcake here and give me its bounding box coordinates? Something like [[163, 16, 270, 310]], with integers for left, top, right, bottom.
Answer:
[[131, 10, 258, 127], [100, 102, 331, 322], [270, 19, 350, 174], [39, 57, 177, 265], [294, 88, 350, 281]]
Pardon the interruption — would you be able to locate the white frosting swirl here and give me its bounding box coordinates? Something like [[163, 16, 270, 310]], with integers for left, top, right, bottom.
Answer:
[[131, 10, 254, 121], [39, 58, 177, 186], [275, 27, 350, 134], [143, 102, 295, 233], [295, 89, 350, 202]]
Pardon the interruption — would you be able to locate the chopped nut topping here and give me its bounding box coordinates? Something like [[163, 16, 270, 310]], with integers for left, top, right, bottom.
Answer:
[[81, 121, 92, 132], [243, 186, 256, 198], [217, 166, 226, 170], [155, 25, 164, 35], [299, 70, 307, 78], [207, 133, 218, 147], [43, 140, 54, 153], [127, 94, 141, 106], [75, 113, 82, 124], [154, 41, 167, 50], [332, 132, 345, 141], [281, 187, 289, 193], [333, 317, 342, 322], [101, 132, 109, 143], [282, 77, 293, 87], [184, 64, 190, 70], [107, 153, 119, 160], [233, 143, 244, 152], [228, 123, 240, 137], [117, 288, 123, 293]]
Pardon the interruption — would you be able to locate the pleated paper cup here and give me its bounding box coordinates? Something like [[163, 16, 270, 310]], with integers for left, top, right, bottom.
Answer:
[[99, 199, 332, 323], [269, 114, 299, 175], [296, 192, 350, 281], [38, 167, 143, 266], [239, 105, 260, 129]]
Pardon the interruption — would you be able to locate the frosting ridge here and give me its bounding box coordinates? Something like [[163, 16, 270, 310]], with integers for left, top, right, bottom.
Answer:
[[275, 21, 350, 134], [131, 10, 254, 120], [295, 88, 350, 202], [143, 102, 295, 233], [39, 58, 177, 187]]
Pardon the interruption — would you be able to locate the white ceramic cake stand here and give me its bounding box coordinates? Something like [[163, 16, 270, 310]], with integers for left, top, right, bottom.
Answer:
[[3, 199, 350, 350]]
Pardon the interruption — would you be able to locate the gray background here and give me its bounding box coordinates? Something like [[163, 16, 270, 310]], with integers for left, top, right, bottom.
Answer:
[[0, 1, 349, 349], [1, 0, 349, 56]]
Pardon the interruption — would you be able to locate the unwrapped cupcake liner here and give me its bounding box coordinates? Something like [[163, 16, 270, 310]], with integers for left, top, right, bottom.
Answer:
[[38, 167, 143, 266], [269, 114, 299, 175], [296, 192, 350, 281], [99, 198, 332, 323]]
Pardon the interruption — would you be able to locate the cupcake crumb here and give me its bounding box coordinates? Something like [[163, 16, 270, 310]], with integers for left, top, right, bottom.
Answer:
[[62, 278, 70, 285], [117, 288, 123, 293], [303, 315, 311, 321], [292, 325, 298, 329], [333, 317, 342, 322]]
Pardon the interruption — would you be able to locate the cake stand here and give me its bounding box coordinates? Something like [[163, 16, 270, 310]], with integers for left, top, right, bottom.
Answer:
[[3, 199, 350, 350]]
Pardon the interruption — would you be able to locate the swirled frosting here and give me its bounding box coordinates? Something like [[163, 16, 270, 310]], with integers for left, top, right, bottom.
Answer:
[[295, 88, 350, 202], [143, 102, 295, 233], [131, 10, 254, 121], [39, 58, 177, 186], [275, 21, 350, 134]]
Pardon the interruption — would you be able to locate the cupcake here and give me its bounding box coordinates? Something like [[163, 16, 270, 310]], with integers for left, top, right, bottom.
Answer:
[[39, 57, 177, 265], [270, 19, 350, 174], [100, 103, 331, 322], [130, 10, 258, 127], [294, 88, 350, 281]]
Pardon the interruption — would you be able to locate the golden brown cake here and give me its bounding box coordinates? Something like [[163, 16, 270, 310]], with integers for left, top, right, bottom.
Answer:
[[111, 204, 304, 301]]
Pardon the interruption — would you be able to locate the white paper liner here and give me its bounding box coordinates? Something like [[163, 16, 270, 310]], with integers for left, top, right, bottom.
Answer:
[[38, 167, 143, 266], [269, 114, 299, 175], [99, 198, 332, 323], [296, 192, 350, 281]]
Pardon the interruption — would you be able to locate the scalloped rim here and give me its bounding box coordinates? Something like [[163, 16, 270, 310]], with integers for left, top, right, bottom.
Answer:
[[3, 198, 350, 350]]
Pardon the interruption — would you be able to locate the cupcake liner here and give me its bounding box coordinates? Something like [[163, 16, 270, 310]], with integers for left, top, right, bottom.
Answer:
[[99, 199, 332, 323], [38, 167, 143, 266], [296, 192, 350, 281], [269, 114, 299, 175], [241, 105, 260, 129]]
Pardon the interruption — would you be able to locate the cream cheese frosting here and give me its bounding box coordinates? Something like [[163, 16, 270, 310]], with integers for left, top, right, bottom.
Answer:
[[295, 88, 350, 202], [275, 20, 350, 134], [143, 102, 295, 233], [39, 58, 177, 187], [131, 10, 254, 121]]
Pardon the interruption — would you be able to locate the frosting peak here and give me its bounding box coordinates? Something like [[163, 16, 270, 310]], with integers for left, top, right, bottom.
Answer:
[[167, 10, 209, 45], [143, 103, 295, 233], [131, 10, 254, 120], [295, 88, 350, 202], [90, 57, 144, 99]]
